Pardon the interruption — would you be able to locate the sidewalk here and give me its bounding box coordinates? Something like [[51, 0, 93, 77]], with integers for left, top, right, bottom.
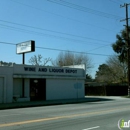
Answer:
[[0, 96, 126, 110], [0, 97, 101, 110]]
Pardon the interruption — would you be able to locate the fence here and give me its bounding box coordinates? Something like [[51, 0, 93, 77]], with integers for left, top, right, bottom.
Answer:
[[85, 84, 128, 96]]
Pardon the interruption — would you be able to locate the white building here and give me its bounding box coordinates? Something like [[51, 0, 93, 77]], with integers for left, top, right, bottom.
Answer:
[[0, 64, 85, 103]]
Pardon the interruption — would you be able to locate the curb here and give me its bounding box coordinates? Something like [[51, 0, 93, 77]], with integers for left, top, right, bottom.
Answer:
[[0, 98, 100, 110]]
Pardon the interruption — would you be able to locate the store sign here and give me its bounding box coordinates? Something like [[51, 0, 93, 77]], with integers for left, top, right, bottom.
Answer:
[[13, 65, 85, 77], [24, 67, 77, 74], [16, 40, 35, 54]]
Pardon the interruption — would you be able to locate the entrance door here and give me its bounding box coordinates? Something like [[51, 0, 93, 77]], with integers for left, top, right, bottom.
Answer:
[[30, 79, 46, 101]]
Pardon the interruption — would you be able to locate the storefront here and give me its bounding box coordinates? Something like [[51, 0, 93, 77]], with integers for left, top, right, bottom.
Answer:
[[0, 64, 86, 103]]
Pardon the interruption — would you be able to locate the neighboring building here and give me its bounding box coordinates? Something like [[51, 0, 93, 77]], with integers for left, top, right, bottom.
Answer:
[[0, 64, 85, 103], [0, 61, 14, 66]]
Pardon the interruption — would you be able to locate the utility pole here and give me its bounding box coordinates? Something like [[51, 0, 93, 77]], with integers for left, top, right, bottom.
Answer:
[[120, 3, 130, 96]]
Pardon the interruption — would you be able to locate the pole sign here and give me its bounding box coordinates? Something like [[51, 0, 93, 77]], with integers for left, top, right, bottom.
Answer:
[[16, 40, 35, 54]]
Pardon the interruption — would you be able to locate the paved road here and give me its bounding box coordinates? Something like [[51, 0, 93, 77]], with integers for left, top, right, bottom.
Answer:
[[0, 97, 130, 130]]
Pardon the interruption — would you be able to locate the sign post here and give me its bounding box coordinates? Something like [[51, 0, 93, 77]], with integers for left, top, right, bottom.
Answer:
[[16, 40, 35, 97], [23, 53, 25, 64]]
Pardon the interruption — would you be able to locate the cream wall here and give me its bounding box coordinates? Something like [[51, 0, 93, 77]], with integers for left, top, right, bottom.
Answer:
[[0, 66, 13, 103], [13, 78, 22, 97], [46, 78, 84, 100], [13, 78, 30, 102]]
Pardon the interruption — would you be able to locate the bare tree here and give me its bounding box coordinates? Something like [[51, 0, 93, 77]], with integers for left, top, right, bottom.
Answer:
[[52, 51, 93, 73], [106, 54, 127, 83], [96, 55, 128, 83], [29, 54, 52, 66]]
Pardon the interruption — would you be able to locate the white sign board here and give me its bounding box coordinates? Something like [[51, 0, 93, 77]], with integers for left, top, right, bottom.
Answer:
[[13, 64, 86, 78], [16, 40, 35, 54]]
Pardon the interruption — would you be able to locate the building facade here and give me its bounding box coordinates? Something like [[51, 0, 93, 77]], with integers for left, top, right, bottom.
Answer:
[[0, 64, 85, 103]]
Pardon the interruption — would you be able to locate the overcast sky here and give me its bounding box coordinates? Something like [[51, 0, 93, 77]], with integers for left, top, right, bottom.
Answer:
[[0, 0, 130, 78]]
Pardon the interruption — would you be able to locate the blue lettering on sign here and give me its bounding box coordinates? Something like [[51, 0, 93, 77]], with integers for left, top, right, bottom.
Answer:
[[65, 69, 77, 73], [49, 68, 64, 73], [24, 67, 36, 72], [38, 68, 47, 72], [23, 67, 78, 74], [24, 67, 28, 71]]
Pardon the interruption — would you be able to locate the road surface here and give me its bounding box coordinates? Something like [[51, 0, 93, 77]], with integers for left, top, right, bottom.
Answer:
[[0, 97, 130, 130]]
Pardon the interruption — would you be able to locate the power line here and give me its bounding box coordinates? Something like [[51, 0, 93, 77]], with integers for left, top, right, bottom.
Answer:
[[109, 0, 121, 4], [118, 0, 125, 3], [36, 46, 111, 56], [0, 20, 96, 42], [10, 0, 120, 32], [12, 0, 121, 20], [0, 42, 15, 45], [0, 23, 112, 45], [0, 41, 111, 56], [0, 19, 114, 42], [47, 0, 123, 20], [87, 44, 111, 52]]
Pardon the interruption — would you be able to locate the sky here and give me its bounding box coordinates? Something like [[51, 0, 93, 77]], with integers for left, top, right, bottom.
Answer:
[[0, 0, 130, 78]]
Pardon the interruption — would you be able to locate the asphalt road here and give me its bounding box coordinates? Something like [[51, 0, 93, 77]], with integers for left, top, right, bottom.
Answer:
[[0, 97, 130, 130]]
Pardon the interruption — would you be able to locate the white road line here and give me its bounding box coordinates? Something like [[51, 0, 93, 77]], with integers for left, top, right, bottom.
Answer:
[[83, 126, 100, 130]]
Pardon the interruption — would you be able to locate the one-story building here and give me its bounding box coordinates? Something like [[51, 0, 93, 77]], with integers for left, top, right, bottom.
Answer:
[[0, 64, 86, 103]]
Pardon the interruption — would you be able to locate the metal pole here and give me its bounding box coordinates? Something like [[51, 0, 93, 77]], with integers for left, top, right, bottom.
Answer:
[[22, 53, 25, 97], [23, 53, 25, 64]]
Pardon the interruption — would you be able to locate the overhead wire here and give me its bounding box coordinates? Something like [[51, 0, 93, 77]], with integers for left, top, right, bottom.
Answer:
[[87, 44, 111, 52], [0, 42, 15, 45], [11, 0, 122, 20], [109, 0, 121, 4], [36, 46, 111, 56], [10, 0, 121, 33], [0, 23, 112, 45], [47, 0, 123, 20], [0, 20, 111, 44], [117, 0, 126, 3], [5, 0, 117, 53], [0, 41, 111, 57], [0, 23, 112, 52]]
